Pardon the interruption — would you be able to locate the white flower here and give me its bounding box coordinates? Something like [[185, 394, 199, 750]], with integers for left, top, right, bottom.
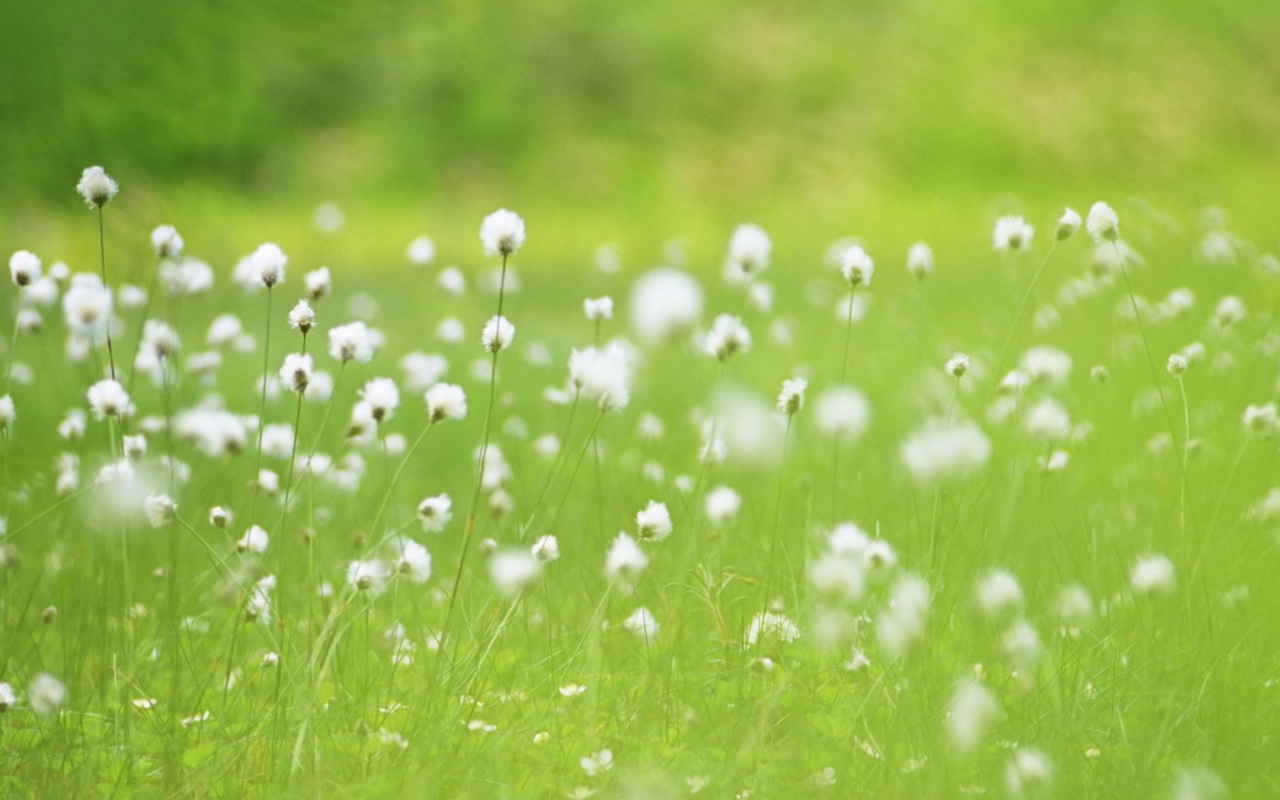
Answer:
[[1056, 208, 1082, 240], [87, 379, 130, 420], [901, 420, 992, 484], [623, 606, 659, 644], [407, 236, 436, 266], [417, 494, 453, 532], [1167, 353, 1188, 376], [568, 342, 634, 412], [437, 266, 466, 295], [482, 315, 515, 353], [947, 680, 1001, 752], [876, 573, 930, 658], [237, 525, 269, 554], [975, 569, 1024, 617], [488, 549, 542, 595], [360, 377, 400, 423], [705, 485, 741, 526], [1086, 201, 1120, 243], [703, 314, 752, 360], [1005, 748, 1053, 798], [1021, 346, 1072, 384], [725, 223, 772, 283], [144, 493, 177, 528], [305, 266, 331, 300], [583, 296, 614, 321], [288, 299, 315, 333], [0, 681, 15, 711], [347, 559, 391, 595], [9, 250, 41, 287], [390, 538, 432, 583], [605, 532, 648, 582], [207, 314, 244, 347], [1024, 398, 1071, 443], [531, 535, 560, 561], [279, 353, 313, 393], [151, 225, 184, 259], [840, 245, 874, 287], [776, 377, 808, 415], [1131, 554, 1176, 596], [814, 387, 871, 440], [328, 321, 374, 363], [480, 209, 526, 257], [0, 395, 14, 433], [62, 281, 113, 337], [76, 166, 118, 208], [28, 673, 67, 716], [250, 242, 287, 288], [635, 500, 673, 542], [209, 506, 232, 528], [400, 352, 449, 392], [424, 383, 467, 422], [906, 242, 933, 279], [993, 215, 1034, 251], [580, 748, 614, 777], [630, 268, 704, 344], [745, 611, 801, 645], [945, 353, 970, 378]]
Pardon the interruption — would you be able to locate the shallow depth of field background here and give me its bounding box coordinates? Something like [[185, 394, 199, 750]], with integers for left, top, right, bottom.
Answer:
[[3, 2, 1280, 798]]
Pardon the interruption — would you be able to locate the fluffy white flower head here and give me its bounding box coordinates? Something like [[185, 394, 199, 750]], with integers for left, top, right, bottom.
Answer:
[[840, 245, 874, 287], [151, 225, 184, 259], [424, 382, 467, 422], [328, 321, 374, 363], [250, 242, 287, 288], [482, 315, 516, 353], [1056, 208, 1082, 240], [77, 166, 118, 208], [10, 251, 41, 287], [993, 215, 1035, 252], [480, 209, 526, 257], [1086, 201, 1120, 243], [635, 500, 673, 542], [288, 299, 315, 333], [87, 379, 130, 420], [777, 377, 808, 415]]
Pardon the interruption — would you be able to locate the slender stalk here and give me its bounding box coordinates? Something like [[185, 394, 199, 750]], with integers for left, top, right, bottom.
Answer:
[[250, 286, 274, 521], [97, 207, 118, 381], [760, 415, 794, 619]]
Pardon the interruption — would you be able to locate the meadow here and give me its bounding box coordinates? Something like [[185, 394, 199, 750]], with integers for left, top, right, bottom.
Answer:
[[1, 165, 1278, 800]]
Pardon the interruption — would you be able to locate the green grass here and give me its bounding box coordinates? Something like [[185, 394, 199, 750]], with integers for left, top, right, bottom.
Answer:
[[1, 192, 1278, 798]]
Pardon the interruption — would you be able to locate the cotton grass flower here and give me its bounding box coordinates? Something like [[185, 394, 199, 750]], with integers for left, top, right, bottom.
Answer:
[[705, 485, 741, 526], [901, 420, 992, 484], [814, 387, 871, 440], [724, 223, 772, 284], [304, 267, 331, 300], [635, 500, 673, 542], [877, 573, 929, 658], [947, 680, 1001, 752], [906, 242, 934, 279], [776, 377, 808, 415], [0, 396, 14, 433], [1131, 554, 1176, 596], [568, 342, 634, 411], [279, 353, 312, 393], [993, 215, 1034, 251], [237, 525, 269, 554], [76, 166, 118, 208], [531, 535, 560, 562], [424, 382, 467, 422], [417, 494, 452, 532], [328, 321, 374, 363], [151, 225, 184, 259], [488, 549, 542, 595], [9, 251, 40, 287], [1086, 201, 1120, 243], [975, 569, 1024, 618], [1005, 748, 1053, 797], [840, 245, 874, 287], [144, 493, 177, 528], [482, 315, 516, 353], [583, 296, 613, 321], [605, 533, 649, 583], [249, 243, 287, 288], [347, 559, 391, 595], [703, 314, 751, 361], [945, 353, 970, 378], [360, 377, 400, 423], [87, 379, 130, 419], [629, 268, 704, 344], [622, 606, 659, 644], [745, 611, 801, 645], [288, 300, 315, 334], [28, 673, 67, 717], [1056, 208, 1082, 240], [480, 209, 526, 257], [389, 538, 432, 583]]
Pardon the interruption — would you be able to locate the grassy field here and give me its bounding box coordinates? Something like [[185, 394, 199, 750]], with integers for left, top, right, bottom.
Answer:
[[3, 2, 1280, 797], [1, 183, 1278, 798]]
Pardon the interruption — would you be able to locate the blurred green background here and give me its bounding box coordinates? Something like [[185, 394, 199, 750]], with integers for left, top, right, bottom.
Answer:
[[3, 0, 1279, 262]]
